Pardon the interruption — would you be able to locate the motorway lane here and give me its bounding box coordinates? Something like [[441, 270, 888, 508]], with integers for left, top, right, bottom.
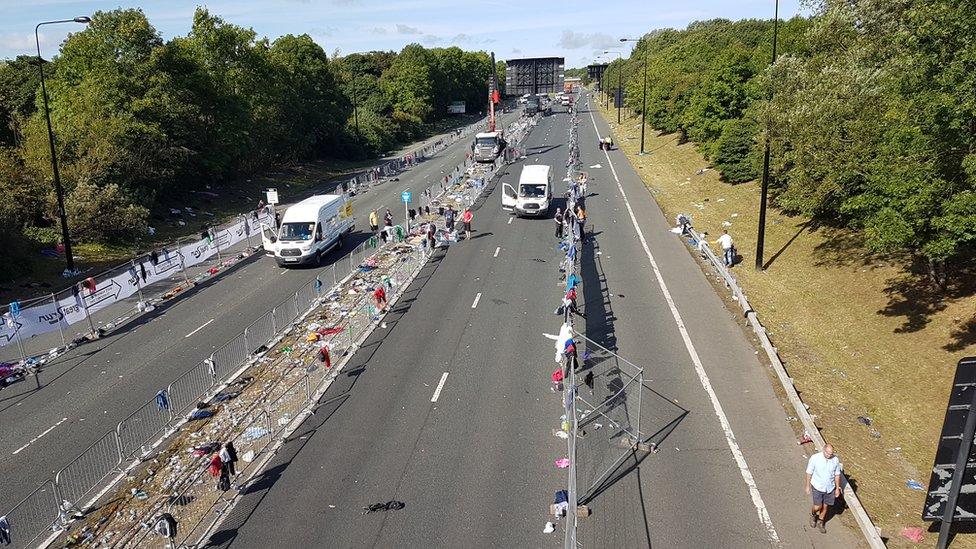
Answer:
[[572, 94, 860, 547], [0, 111, 520, 514], [202, 110, 572, 548]]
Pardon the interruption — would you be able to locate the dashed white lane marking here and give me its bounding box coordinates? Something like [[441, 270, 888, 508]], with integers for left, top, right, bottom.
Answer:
[[12, 417, 69, 455], [587, 107, 780, 544], [507, 217, 513, 225], [430, 372, 449, 402], [471, 293, 482, 309], [493, 247, 500, 257], [185, 318, 215, 338]]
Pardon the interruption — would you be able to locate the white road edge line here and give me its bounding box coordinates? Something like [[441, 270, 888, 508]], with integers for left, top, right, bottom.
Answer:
[[184, 318, 215, 339], [431, 372, 449, 402], [12, 417, 69, 455], [587, 104, 780, 544], [471, 292, 482, 309], [493, 247, 500, 258]]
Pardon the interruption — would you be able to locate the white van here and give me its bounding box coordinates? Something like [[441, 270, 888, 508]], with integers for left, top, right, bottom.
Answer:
[[261, 194, 354, 267], [501, 164, 552, 217]]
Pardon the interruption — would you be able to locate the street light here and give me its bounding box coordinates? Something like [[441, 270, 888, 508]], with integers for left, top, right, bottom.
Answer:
[[601, 51, 622, 124], [36, 16, 91, 275], [755, 0, 779, 271], [620, 37, 648, 155]]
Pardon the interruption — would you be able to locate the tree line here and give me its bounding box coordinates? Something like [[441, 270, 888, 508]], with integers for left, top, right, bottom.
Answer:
[[608, 0, 976, 286], [0, 8, 495, 278]]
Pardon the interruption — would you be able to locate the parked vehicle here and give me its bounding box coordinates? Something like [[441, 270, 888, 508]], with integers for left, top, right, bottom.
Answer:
[[473, 131, 507, 162], [261, 194, 354, 267], [501, 164, 552, 217]]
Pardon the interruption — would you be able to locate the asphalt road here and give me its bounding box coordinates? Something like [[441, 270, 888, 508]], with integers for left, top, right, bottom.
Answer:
[[0, 111, 520, 515], [202, 98, 863, 549]]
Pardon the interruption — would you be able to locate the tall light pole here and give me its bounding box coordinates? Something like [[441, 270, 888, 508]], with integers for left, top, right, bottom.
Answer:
[[600, 51, 622, 123], [36, 16, 90, 275], [620, 38, 647, 155], [755, 0, 779, 271]]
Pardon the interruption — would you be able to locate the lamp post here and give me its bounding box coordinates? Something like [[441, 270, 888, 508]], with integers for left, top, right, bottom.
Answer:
[[600, 51, 622, 124], [620, 38, 647, 155], [35, 16, 90, 275], [755, 0, 779, 271]]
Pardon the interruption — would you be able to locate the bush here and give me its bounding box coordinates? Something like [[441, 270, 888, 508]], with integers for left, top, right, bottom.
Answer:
[[65, 181, 149, 243], [712, 118, 759, 183]]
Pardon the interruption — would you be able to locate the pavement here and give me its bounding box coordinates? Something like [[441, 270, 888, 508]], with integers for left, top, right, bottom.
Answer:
[[194, 98, 864, 549], [0, 110, 519, 516]]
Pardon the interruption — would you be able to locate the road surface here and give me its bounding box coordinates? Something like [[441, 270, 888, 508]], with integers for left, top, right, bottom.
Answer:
[[198, 99, 861, 548], [0, 111, 519, 516]]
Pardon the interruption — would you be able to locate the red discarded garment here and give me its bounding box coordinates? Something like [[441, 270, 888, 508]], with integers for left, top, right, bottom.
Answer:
[[317, 327, 344, 336], [208, 454, 223, 477], [318, 345, 332, 369], [551, 369, 564, 383]]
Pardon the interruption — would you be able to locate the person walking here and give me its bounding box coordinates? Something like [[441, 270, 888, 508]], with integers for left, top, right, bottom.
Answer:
[[445, 205, 456, 233], [373, 284, 388, 312], [426, 221, 437, 252], [714, 229, 735, 267], [554, 208, 564, 239], [805, 444, 842, 533], [369, 210, 379, 234], [461, 208, 473, 240], [384, 208, 393, 228]]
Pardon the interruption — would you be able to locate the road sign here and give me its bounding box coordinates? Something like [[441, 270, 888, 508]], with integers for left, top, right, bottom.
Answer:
[[401, 191, 412, 203], [266, 188, 279, 205], [924, 357, 976, 548], [9, 301, 20, 317]]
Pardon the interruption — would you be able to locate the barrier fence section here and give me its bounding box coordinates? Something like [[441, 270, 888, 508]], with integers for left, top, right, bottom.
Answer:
[[0, 112, 516, 549], [0, 115, 491, 365]]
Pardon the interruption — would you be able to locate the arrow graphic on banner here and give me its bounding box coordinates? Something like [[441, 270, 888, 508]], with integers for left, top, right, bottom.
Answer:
[[84, 280, 123, 308], [0, 316, 23, 344]]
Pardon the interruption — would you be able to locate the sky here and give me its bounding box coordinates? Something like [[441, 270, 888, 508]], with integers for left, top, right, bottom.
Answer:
[[0, 0, 807, 67]]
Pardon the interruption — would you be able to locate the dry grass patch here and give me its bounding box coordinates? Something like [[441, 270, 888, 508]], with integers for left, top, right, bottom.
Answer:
[[597, 102, 976, 547]]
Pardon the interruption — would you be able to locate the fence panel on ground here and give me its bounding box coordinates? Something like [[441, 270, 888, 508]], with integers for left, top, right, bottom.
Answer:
[[55, 431, 122, 507]]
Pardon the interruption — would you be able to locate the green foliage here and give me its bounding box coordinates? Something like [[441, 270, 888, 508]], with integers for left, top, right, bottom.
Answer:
[[65, 181, 149, 243], [712, 118, 759, 183], [0, 9, 492, 278]]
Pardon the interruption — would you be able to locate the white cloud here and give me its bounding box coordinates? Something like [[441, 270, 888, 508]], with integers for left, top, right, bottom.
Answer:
[[395, 24, 422, 35], [0, 32, 40, 51], [557, 30, 617, 50], [309, 26, 338, 37], [367, 26, 388, 35], [422, 34, 442, 44], [451, 33, 472, 43]]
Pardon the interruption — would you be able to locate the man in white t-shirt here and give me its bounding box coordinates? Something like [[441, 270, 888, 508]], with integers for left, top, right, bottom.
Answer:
[[713, 230, 735, 267], [805, 444, 842, 533]]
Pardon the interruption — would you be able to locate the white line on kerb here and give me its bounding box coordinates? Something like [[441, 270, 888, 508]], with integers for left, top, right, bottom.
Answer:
[[587, 107, 780, 544], [493, 247, 500, 257], [430, 372, 449, 402], [185, 318, 215, 338], [471, 293, 482, 309], [12, 417, 69, 455]]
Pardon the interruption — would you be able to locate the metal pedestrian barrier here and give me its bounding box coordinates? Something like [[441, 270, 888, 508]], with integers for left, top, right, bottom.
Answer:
[[54, 431, 122, 508], [2, 481, 60, 549]]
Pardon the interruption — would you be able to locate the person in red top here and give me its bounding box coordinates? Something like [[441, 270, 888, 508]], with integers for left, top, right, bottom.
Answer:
[[373, 285, 387, 312], [461, 208, 474, 240]]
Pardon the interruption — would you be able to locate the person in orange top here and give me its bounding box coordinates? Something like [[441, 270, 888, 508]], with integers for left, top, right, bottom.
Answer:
[[461, 208, 474, 240]]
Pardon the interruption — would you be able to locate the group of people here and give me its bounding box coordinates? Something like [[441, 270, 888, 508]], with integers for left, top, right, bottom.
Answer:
[[207, 441, 240, 492], [598, 136, 613, 151], [368, 203, 475, 252], [554, 173, 588, 242]]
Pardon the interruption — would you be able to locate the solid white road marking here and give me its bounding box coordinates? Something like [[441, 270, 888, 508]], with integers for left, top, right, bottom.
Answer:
[[471, 293, 482, 309], [431, 372, 449, 402], [493, 247, 500, 257], [587, 107, 780, 543], [185, 318, 215, 338], [507, 217, 513, 224], [12, 417, 69, 455]]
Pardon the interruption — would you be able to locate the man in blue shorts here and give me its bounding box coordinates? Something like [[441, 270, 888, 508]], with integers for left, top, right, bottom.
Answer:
[[805, 443, 842, 533]]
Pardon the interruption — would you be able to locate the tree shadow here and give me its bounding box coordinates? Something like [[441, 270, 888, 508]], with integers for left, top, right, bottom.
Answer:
[[763, 219, 812, 270], [878, 257, 976, 339]]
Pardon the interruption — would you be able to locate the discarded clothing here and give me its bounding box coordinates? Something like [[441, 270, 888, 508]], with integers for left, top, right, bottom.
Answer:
[[155, 390, 170, 412], [555, 458, 570, 468]]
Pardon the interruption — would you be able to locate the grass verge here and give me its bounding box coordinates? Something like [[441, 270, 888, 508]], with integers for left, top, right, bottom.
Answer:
[[595, 98, 976, 547]]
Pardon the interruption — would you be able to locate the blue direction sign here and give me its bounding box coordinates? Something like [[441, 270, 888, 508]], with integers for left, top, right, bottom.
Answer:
[[401, 191, 412, 203]]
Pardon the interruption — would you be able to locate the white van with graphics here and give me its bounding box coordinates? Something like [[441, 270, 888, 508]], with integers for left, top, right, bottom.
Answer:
[[501, 164, 552, 217], [261, 194, 354, 267]]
